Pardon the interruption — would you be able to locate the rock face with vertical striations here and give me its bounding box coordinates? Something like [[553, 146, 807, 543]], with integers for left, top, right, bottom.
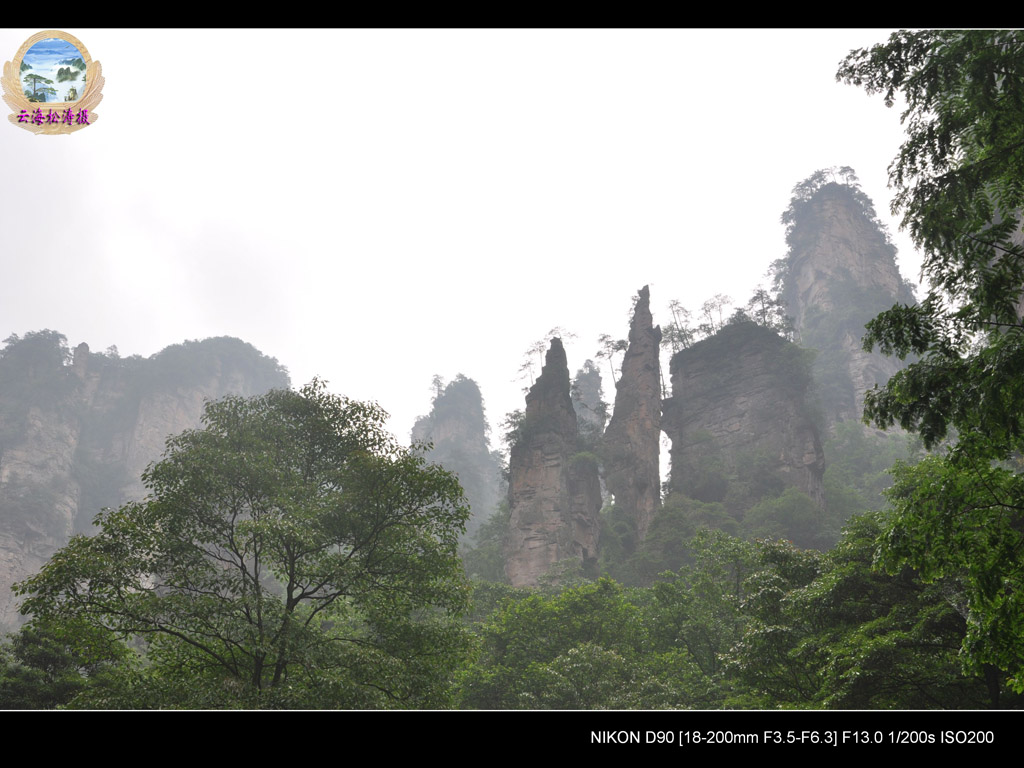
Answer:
[[779, 180, 916, 432], [661, 322, 825, 511], [0, 332, 289, 631], [602, 286, 662, 543], [504, 338, 601, 586]]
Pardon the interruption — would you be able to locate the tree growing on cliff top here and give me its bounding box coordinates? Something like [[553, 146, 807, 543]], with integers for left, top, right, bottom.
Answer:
[[698, 294, 733, 337], [745, 287, 794, 341], [595, 333, 630, 386], [518, 328, 577, 388], [17, 379, 472, 708], [839, 30, 1024, 692], [660, 300, 696, 355]]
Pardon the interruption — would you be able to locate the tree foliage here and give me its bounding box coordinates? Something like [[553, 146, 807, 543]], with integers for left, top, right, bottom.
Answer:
[[745, 286, 795, 340], [722, 538, 823, 706], [840, 32, 1024, 446], [458, 578, 678, 709], [16, 380, 471, 708], [660, 291, 792, 364], [698, 294, 733, 337], [454, 523, 1013, 709], [839, 30, 1024, 692], [723, 513, 1014, 709], [660, 299, 696, 354], [0, 331, 77, 407], [881, 454, 1024, 695], [595, 333, 627, 385], [0, 618, 131, 709]]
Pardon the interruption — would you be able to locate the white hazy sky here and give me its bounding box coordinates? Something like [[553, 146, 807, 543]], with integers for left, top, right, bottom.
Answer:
[[0, 28, 921, 447]]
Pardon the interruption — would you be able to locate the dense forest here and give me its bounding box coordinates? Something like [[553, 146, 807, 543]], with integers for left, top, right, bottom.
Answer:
[[3, 30, 1024, 710]]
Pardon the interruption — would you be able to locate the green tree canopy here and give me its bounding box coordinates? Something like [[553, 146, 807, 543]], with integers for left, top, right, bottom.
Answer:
[[16, 379, 472, 708], [458, 577, 666, 709], [839, 31, 1024, 447], [0, 618, 130, 709], [838, 30, 1024, 693]]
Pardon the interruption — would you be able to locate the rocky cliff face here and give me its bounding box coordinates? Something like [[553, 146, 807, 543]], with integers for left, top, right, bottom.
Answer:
[[602, 286, 661, 543], [0, 332, 288, 631], [504, 339, 601, 586], [661, 322, 825, 511], [410, 375, 504, 543], [780, 181, 916, 430]]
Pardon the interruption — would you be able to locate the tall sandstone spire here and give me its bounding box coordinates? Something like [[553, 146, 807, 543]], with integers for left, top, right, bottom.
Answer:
[[780, 180, 916, 432], [602, 285, 662, 543], [504, 338, 601, 586], [409, 375, 503, 544]]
